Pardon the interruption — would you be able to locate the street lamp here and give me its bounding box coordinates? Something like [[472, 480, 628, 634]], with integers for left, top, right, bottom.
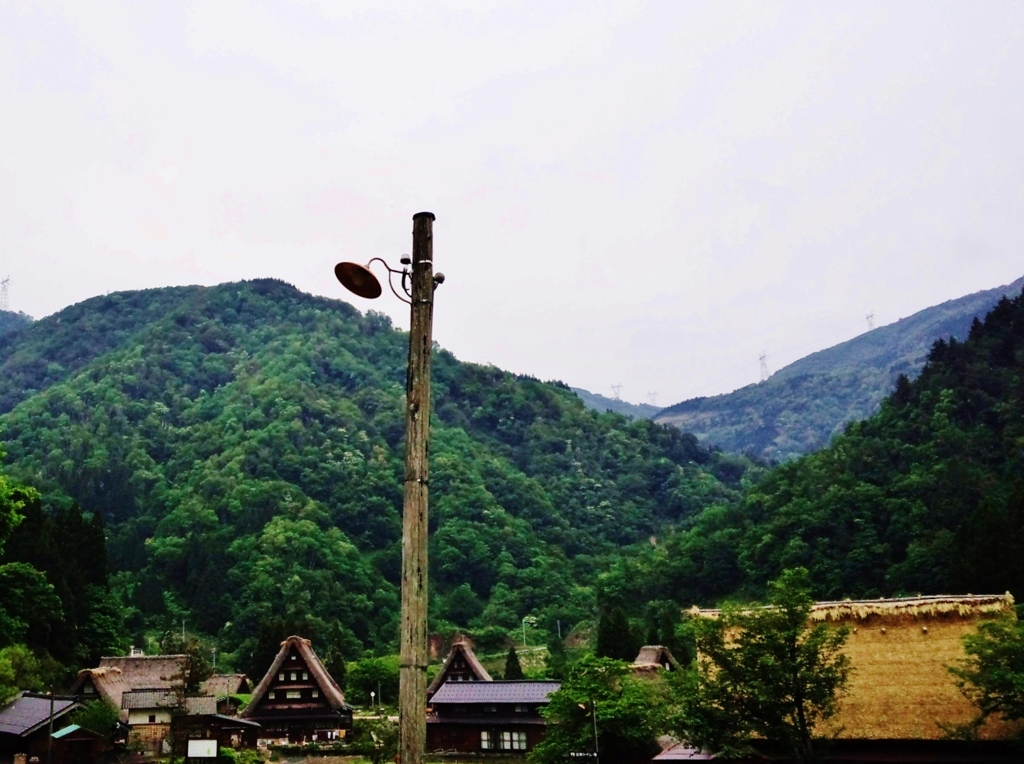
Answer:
[[334, 212, 443, 764]]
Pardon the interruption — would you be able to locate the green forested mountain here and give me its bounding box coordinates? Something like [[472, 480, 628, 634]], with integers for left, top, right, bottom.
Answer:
[[0, 280, 755, 674], [655, 275, 1024, 461], [570, 388, 660, 420], [0, 310, 32, 337], [602, 288, 1024, 612]]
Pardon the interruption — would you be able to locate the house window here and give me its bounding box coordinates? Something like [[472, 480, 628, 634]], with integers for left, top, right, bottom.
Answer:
[[515, 704, 527, 713], [312, 690, 319, 698], [486, 704, 497, 713], [278, 672, 284, 681], [271, 691, 277, 699], [302, 671, 308, 680], [501, 731, 527, 750], [291, 672, 298, 681], [480, 731, 493, 750], [83, 685, 95, 694], [148, 715, 156, 724], [286, 690, 301, 699]]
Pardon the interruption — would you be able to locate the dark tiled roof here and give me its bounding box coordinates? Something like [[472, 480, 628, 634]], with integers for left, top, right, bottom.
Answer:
[[0, 693, 78, 737], [430, 681, 560, 705], [121, 690, 177, 710]]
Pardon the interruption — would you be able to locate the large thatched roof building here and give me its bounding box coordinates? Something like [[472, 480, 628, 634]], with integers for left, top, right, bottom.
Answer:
[[242, 635, 352, 744], [69, 654, 188, 721], [690, 593, 1020, 743]]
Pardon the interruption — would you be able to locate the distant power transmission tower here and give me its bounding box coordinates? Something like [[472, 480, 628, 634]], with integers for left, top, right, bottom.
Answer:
[[865, 312, 876, 330], [610, 383, 623, 401], [647, 391, 658, 406], [0, 277, 9, 311], [758, 352, 770, 383]]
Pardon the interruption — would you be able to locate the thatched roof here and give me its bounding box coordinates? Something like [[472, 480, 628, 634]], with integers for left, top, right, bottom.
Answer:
[[426, 636, 492, 699], [242, 636, 347, 717], [633, 645, 679, 672], [200, 674, 250, 698], [690, 593, 1020, 740], [70, 654, 188, 721], [689, 593, 1015, 621]]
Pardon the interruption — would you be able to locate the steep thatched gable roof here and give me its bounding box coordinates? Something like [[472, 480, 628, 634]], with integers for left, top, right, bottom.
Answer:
[[242, 636, 347, 716], [633, 645, 679, 672], [426, 637, 492, 699]]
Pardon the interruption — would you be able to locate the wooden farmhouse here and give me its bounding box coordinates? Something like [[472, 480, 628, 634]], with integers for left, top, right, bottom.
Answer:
[[241, 635, 353, 744], [70, 654, 187, 722], [0, 693, 81, 764], [426, 680, 560, 755], [679, 593, 1023, 762], [426, 637, 492, 700]]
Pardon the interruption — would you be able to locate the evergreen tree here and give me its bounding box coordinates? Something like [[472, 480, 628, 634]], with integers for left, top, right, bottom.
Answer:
[[595, 604, 637, 662], [544, 634, 569, 680], [504, 644, 524, 680]]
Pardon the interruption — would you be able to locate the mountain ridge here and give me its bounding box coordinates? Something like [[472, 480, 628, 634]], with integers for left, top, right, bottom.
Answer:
[[654, 274, 1024, 461]]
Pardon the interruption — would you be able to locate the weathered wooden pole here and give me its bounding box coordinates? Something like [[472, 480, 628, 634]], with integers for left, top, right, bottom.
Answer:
[[399, 211, 435, 764]]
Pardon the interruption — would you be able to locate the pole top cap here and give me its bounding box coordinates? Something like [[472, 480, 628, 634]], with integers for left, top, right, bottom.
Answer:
[[412, 211, 436, 222]]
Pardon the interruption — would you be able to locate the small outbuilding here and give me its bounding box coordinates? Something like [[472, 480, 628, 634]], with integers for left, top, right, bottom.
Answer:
[[0, 693, 81, 764]]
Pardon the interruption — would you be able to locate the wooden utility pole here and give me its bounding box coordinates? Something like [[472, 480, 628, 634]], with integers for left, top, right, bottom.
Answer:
[[398, 211, 435, 764]]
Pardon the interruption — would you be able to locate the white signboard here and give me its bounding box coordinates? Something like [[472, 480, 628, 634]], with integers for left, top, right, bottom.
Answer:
[[187, 740, 218, 758]]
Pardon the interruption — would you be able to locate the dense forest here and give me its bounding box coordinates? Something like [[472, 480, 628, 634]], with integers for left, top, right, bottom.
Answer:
[[0, 309, 32, 338], [655, 275, 1024, 461], [603, 288, 1024, 619], [0, 280, 756, 677], [3, 278, 1023, 686]]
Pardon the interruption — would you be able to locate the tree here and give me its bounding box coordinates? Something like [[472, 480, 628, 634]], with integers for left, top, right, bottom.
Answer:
[[674, 568, 851, 763], [948, 615, 1024, 732], [544, 634, 569, 680], [71, 699, 120, 741], [595, 603, 638, 662], [530, 656, 667, 764], [504, 644, 525, 680]]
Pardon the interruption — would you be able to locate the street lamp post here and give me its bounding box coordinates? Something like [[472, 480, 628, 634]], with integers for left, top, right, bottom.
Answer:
[[334, 212, 442, 764]]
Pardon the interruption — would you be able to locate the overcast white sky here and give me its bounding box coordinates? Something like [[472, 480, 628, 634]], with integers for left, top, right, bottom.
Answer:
[[2, 1, 1023, 406]]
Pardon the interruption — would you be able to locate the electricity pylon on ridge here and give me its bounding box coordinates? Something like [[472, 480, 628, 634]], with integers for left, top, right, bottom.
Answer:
[[759, 352, 770, 383], [647, 391, 658, 406], [866, 312, 876, 330], [0, 277, 9, 312], [610, 383, 623, 401]]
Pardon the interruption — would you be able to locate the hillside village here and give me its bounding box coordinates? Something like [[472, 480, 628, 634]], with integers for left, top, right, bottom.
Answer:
[[1, 596, 1021, 763]]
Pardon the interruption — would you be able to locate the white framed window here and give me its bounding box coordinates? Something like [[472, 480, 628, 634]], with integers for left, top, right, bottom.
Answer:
[[501, 731, 526, 751], [480, 731, 493, 750], [514, 704, 527, 713], [271, 691, 277, 699], [503, 731, 527, 750], [291, 672, 298, 681], [286, 690, 301, 699], [303, 671, 308, 680], [278, 672, 284, 681], [312, 690, 319, 698]]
